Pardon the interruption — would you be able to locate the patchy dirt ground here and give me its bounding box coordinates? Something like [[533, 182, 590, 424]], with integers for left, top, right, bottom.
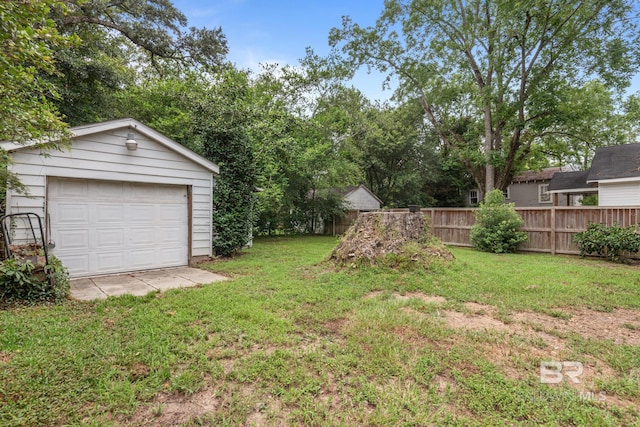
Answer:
[[0, 351, 13, 364], [370, 291, 640, 406], [128, 292, 640, 426], [512, 308, 640, 346], [131, 388, 220, 426]]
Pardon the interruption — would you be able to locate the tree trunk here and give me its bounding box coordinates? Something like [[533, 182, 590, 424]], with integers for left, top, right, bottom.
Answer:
[[483, 105, 495, 197]]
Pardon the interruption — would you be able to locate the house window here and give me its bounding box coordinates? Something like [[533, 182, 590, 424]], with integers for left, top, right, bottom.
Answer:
[[469, 189, 479, 205], [538, 184, 551, 203], [504, 187, 510, 200]]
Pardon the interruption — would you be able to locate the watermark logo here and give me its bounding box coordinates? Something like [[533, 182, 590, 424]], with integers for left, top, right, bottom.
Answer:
[[533, 361, 606, 402], [540, 361, 583, 384], [529, 389, 606, 403]]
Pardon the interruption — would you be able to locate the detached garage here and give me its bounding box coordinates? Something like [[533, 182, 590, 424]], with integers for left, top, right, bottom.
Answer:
[[2, 118, 219, 277]]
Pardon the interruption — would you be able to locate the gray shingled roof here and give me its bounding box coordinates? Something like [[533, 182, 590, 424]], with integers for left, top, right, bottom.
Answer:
[[548, 171, 595, 192], [587, 143, 640, 182]]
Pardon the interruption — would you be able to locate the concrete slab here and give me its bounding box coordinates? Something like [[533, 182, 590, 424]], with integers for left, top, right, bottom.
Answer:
[[139, 275, 194, 291], [173, 267, 228, 283], [69, 278, 108, 300], [71, 278, 100, 291], [96, 278, 155, 297], [70, 267, 228, 301]]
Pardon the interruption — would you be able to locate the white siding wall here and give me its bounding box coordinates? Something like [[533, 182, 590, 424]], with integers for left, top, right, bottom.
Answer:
[[598, 182, 640, 206], [344, 187, 381, 211], [6, 128, 214, 257]]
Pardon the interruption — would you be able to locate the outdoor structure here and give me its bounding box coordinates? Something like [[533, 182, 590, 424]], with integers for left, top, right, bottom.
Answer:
[[1, 118, 219, 278], [467, 167, 574, 207], [325, 184, 382, 235], [341, 184, 383, 211], [586, 143, 640, 206], [547, 170, 597, 206], [506, 167, 573, 207]]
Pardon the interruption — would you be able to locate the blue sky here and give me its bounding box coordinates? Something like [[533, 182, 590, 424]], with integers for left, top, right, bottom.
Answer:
[[174, 0, 639, 100], [173, 0, 393, 100]]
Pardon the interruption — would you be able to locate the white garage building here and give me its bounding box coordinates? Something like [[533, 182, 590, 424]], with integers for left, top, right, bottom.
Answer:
[[1, 118, 219, 277]]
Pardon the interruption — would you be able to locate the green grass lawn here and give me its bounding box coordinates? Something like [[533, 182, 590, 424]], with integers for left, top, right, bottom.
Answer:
[[1, 236, 639, 426]]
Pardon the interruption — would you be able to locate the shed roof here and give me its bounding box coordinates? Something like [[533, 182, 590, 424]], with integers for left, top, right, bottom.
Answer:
[[586, 143, 640, 183], [341, 184, 383, 205], [0, 118, 219, 174], [547, 171, 596, 194]]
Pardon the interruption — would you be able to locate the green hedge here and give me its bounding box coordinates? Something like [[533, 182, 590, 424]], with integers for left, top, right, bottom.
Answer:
[[574, 223, 640, 262]]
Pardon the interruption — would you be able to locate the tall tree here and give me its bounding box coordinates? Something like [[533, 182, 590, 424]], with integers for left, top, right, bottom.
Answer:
[[49, 0, 229, 125], [539, 80, 637, 168], [1, 0, 75, 204], [350, 102, 441, 207], [248, 64, 360, 234], [58, 0, 227, 70], [0, 0, 72, 142], [330, 0, 640, 197]]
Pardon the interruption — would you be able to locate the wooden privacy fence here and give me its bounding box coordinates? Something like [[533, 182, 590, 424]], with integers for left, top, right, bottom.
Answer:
[[425, 206, 640, 255], [357, 207, 640, 255], [325, 210, 360, 236]]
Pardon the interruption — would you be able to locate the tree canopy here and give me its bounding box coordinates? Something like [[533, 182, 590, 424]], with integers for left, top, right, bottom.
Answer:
[[58, 0, 228, 70], [48, 0, 229, 126], [330, 0, 640, 196], [0, 0, 73, 142], [0, 0, 75, 203]]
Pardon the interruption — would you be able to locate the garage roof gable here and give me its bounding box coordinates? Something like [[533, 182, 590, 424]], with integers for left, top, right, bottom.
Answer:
[[1, 118, 220, 175]]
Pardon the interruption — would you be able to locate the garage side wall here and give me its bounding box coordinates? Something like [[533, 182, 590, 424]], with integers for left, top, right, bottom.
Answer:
[[598, 181, 640, 206], [6, 129, 214, 259]]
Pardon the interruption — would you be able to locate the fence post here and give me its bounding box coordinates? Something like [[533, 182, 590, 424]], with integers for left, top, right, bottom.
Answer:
[[430, 208, 435, 235], [332, 215, 336, 237], [550, 207, 556, 255]]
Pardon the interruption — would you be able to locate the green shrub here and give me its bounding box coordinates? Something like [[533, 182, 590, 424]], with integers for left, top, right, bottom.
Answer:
[[0, 255, 69, 304], [580, 194, 598, 206], [470, 189, 528, 253], [573, 223, 640, 262]]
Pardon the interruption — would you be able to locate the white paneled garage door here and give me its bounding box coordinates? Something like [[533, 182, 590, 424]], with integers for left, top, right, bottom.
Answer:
[[48, 177, 189, 277]]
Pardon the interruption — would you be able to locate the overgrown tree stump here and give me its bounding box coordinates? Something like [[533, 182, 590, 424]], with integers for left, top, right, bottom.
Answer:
[[329, 211, 454, 269]]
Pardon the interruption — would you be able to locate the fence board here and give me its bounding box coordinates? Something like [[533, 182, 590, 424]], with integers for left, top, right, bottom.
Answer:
[[325, 210, 361, 236]]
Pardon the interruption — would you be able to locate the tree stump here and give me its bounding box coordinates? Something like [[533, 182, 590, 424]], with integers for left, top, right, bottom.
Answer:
[[329, 211, 454, 269]]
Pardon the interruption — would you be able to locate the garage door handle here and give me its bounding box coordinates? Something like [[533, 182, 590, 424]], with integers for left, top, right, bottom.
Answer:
[[46, 213, 56, 249]]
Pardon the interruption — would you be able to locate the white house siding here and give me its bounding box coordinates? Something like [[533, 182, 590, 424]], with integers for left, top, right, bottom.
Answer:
[[598, 182, 640, 206], [6, 128, 214, 262], [344, 187, 381, 211]]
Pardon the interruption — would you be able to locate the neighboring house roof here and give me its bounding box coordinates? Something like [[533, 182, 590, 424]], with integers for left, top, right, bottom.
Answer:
[[511, 167, 564, 183], [0, 118, 220, 174], [310, 184, 383, 207], [586, 143, 640, 183], [547, 171, 597, 194], [340, 184, 383, 205]]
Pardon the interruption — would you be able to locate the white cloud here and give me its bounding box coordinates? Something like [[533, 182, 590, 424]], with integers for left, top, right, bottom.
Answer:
[[231, 48, 293, 73]]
